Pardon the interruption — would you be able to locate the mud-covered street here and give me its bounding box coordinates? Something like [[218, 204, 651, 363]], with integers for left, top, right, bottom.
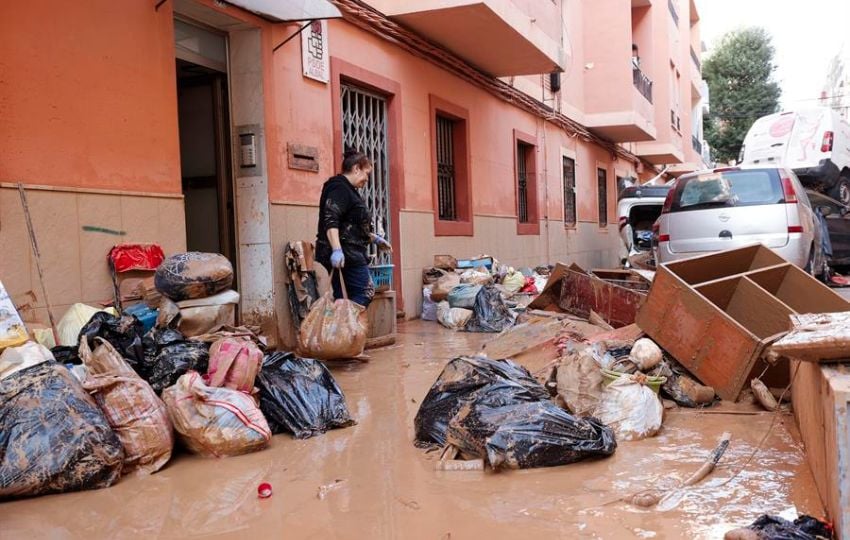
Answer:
[[0, 321, 823, 540]]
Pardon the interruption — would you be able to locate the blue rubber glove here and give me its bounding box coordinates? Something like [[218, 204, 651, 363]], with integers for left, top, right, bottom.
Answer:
[[331, 249, 345, 268], [373, 235, 392, 252]]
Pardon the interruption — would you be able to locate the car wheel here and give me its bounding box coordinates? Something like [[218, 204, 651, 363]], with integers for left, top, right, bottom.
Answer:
[[830, 176, 850, 206]]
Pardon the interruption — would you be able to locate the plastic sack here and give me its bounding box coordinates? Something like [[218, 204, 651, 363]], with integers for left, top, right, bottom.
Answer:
[[0, 342, 53, 381], [56, 303, 117, 347], [436, 301, 472, 330], [465, 285, 515, 333], [414, 356, 549, 448], [421, 286, 438, 321], [724, 514, 832, 540], [459, 268, 493, 286], [0, 361, 124, 500], [519, 277, 538, 294], [256, 352, 355, 439], [299, 289, 367, 360], [473, 402, 616, 470], [556, 345, 605, 417], [431, 271, 461, 302], [79, 312, 146, 370], [162, 371, 270, 457], [502, 270, 525, 293], [0, 280, 28, 350], [205, 337, 262, 393], [595, 374, 664, 441], [141, 327, 210, 394], [533, 275, 548, 295], [155, 252, 234, 302], [176, 290, 239, 337], [447, 284, 482, 309], [80, 337, 173, 475], [630, 338, 662, 371]]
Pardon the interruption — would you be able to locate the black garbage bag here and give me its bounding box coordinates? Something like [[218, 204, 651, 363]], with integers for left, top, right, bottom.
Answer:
[[256, 352, 355, 439], [465, 285, 515, 333], [414, 356, 548, 448], [727, 514, 833, 540], [0, 362, 124, 500], [79, 312, 145, 369], [484, 402, 616, 470], [50, 345, 81, 365], [141, 327, 210, 394], [155, 252, 234, 302]]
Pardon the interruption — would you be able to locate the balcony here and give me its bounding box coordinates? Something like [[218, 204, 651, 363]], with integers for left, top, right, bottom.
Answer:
[[367, 0, 566, 76], [690, 46, 703, 95], [692, 135, 702, 154], [633, 67, 653, 103]]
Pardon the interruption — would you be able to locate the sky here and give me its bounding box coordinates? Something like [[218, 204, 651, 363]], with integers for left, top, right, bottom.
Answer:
[[698, 0, 850, 109]]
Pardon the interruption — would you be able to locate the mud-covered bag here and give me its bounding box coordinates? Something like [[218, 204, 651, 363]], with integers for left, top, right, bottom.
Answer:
[[414, 356, 549, 448], [0, 362, 124, 500], [80, 312, 146, 370], [447, 284, 482, 309], [556, 344, 605, 417], [80, 338, 173, 475], [155, 252, 234, 302], [595, 374, 664, 441], [483, 402, 617, 470], [465, 285, 515, 333], [141, 327, 210, 394], [162, 372, 271, 457], [205, 337, 262, 393], [299, 271, 366, 360], [256, 352, 355, 439]]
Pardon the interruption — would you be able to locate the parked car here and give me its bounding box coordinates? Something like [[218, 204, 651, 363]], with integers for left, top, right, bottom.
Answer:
[[806, 190, 850, 269], [655, 166, 827, 275], [617, 183, 673, 269], [739, 107, 850, 205]]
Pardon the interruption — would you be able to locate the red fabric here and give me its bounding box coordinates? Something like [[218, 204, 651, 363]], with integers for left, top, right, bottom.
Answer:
[[108, 244, 165, 273], [519, 277, 538, 294]]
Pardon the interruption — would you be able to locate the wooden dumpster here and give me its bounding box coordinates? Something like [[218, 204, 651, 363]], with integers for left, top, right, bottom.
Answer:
[[636, 245, 850, 400]]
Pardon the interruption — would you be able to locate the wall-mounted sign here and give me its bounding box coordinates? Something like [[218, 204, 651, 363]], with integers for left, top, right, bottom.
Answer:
[[301, 20, 329, 83]]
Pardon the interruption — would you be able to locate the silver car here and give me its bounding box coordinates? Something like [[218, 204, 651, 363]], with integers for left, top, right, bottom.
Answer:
[[656, 166, 826, 274]]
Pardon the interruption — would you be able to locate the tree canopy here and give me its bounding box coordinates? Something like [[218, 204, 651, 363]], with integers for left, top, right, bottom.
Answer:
[[703, 27, 782, 163]]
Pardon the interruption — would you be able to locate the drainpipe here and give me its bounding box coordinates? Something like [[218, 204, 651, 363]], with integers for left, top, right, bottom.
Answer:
[[540, 117, 551, 266]]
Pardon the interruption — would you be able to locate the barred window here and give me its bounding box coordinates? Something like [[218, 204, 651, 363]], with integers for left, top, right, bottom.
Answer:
[[597, 168, 608, 227], [435, 115, 457, 221], [563, 156, 576, 226], [517, 142, 533, 223]]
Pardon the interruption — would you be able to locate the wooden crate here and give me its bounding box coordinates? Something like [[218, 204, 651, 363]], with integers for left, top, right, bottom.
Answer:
[[636, 245, 850, 400], [792, 362, 850, 538], [366, 290, 397, 349]]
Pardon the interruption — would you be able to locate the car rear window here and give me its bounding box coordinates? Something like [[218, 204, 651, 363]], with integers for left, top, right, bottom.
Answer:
[[671, 169, 784, 212]]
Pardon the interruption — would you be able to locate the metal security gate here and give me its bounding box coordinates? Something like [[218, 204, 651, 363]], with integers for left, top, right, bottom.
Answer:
[[341, 84, 391, 266], [435, 115, 456, 220]]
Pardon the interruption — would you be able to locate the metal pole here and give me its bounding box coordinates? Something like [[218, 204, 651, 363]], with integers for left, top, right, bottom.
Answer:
[[17, 183, 58, 333]]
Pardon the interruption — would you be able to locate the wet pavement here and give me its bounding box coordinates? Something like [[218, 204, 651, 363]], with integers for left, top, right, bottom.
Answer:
[[0, 321, 823, 539]]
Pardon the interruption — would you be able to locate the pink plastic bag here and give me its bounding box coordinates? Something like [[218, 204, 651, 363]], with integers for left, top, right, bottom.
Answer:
[[204, 338, 262, 393]]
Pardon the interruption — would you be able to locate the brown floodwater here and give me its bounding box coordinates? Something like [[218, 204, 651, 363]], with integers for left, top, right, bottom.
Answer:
[[0, 321, 824, 539]]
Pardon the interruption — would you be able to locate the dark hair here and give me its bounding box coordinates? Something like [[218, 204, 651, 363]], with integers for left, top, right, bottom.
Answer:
[[342, 148, 372, 173]]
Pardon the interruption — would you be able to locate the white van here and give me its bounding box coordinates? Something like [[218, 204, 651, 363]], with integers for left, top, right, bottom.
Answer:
[[740, 107, 850, 205]]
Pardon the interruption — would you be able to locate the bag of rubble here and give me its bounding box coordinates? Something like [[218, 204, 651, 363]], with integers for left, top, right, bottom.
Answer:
[[141, 326, 210, 394], [421, 286, 438, 321], [80, 337, 173, 475], [724, 514, 832, 540], [449, 399, 616, 470], [155, 252, 234, 302], [556, 344, 605, 417], [80, 311, 146, 372], [595, 373, 665, 441], [0, 359, 124, 500], [465, 285, 515, 333], [162, 371, 271, 457], [256, 352, 355, 439], [437, 301, 473, 331], [459, 268, 493, 286], [447, 284, 482, 309], [414, 356, 549, 448], [431, 270, 461, 302]]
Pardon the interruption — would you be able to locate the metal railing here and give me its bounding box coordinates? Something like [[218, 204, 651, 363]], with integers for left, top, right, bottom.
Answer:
[[670, 110, 681, 132], [633, 67, 653, 103], [692, 135, 702, 154], [517, 142, 530, 223], [690, 46, 701, 70], [435, 115, 457, 221]]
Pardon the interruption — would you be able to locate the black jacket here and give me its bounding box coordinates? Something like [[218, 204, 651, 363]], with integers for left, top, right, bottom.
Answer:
[[315, 175, 372, 267]]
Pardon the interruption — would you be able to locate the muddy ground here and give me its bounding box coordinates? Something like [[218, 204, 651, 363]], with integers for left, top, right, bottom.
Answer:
[[0, 321, 823, 539]]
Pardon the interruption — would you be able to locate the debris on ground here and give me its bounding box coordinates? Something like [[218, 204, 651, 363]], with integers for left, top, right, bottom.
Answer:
[[1, 281, 31, 350], [770, 311, 850, 362], [724, 514, 833, 540], [465, 285, 515, 333], [256, 352, 355, 439], [595, 372, 664, 441], [436, 302, 473, 331], [317, 479, 347, 500]]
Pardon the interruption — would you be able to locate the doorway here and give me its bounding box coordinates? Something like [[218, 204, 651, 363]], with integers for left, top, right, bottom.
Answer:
[[174, 19, 237, 276]]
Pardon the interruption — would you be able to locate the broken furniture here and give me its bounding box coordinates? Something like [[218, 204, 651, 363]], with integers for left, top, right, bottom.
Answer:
[[366, 290, 397, 349], [636, 244, 850, 400], [107, 244, 165, 312]]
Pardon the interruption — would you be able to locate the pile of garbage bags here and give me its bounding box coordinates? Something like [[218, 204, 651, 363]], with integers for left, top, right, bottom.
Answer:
[[0, 251, 356, 501], [422, 257, 551, 333], [415, 356, 616, 470]]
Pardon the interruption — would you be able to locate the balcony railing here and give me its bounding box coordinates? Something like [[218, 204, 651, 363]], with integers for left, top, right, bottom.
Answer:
[[690, 46, 701, 70], [668, 0, 679, 26], [633, 67, 653, 103], [670, 110, 681, 132], [692, 135, 702, 154]]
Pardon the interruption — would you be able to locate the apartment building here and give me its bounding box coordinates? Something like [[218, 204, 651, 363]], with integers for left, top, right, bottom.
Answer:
[[821, 45, 850, 120], [0, 0, 707, 345]]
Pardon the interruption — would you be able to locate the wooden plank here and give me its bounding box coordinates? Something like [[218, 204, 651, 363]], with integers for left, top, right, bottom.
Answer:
[[792, 361, 850, 538], [772, 312, 850, 362]]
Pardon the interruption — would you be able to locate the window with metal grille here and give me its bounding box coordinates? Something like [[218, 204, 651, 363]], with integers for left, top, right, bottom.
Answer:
[[597, 168, 608, 227], [435, 115, 457, 221], [517, 142, 532, 223], [563, 156, 576, 227]]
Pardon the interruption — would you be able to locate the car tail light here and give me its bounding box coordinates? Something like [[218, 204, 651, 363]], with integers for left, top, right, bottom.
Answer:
[[661, 189, 675, 214], [781, 176, 798, 204], [788, 225, 804, 233], [658, 234, 670, 242], [618, 216, 628, 230], [821, 131, 834, 152]]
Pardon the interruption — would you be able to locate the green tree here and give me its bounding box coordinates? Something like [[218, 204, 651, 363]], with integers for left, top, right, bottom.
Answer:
[[703, 27, 781, 163]]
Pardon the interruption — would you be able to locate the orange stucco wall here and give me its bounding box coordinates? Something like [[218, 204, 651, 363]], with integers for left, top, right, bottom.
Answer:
[[0, 1, 181, 194]]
